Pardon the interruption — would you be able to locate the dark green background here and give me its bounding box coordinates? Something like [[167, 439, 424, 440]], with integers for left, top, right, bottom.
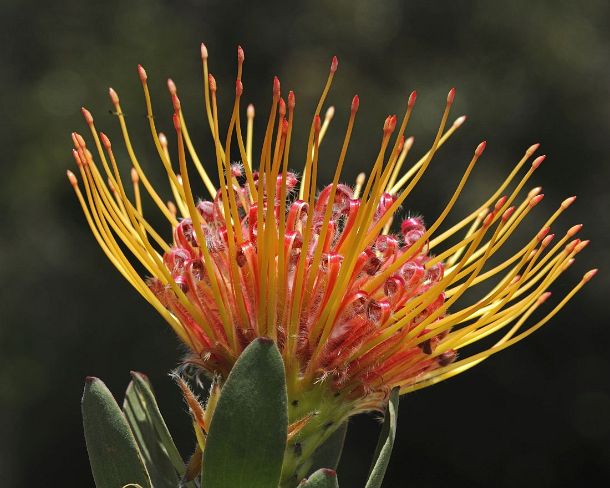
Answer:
[[1, 1, 608, 486]]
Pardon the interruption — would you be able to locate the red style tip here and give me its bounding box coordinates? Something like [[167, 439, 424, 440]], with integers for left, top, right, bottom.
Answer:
[[537, 292, 552, 305], [288, 91, 295, 110], [483, 212, 495, 227], [281, 118, 289, 135], [526, 142, 540, 156], [130, 167, 139, 183], [67, 170, 78, 186], [247, 104, 255, 118], [396, 136, 405, 153], [475, 140, 487, 156], [575, 240, 590, 253], [314, 114, 321, 132], [501, 206, 515, 221], [528, 186, 542, 198], [137, 64, 147, 82], [236, 80, 244, 97], [330, 56, 339, 73], [100, 132, 111, 149], [453, 115, 467, 128], [542, 234, 555, 247], [494, 196, 507, 211], [208, 74, 217, 92], [537, 227, 551, 240], [529, 194, 544, 207], [408, 90, 417, 108], [565, 239, 580, 253], [561, 196, 577, 209], [237, 45, 245, 64], [279, 98, 286, 116], [273, 76, 280, 97], [583, 269, 598, 282], [173, 113, 181, 131], [447, 87, 456, 105], [172, 93, 181, 112], [81, 107, 94, 125], [387, 115, 398, 133], [383, 116, 391, 133], [71, 148, 82, 165], [532, 155, 546, 169], [200, 43, 208, 60], [167, 78, 177, 95], [73, 132, 86, 148], [567, 224, 583, 236], [108, 87, 119, 105], [351, 95, 360, 113]]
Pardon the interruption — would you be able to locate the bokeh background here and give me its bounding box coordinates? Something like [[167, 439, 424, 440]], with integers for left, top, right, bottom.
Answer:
[[1, 0, 609, 486]]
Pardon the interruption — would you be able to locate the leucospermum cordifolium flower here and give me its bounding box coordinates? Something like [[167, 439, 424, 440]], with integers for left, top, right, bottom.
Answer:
[[68, 44, 595, 477]]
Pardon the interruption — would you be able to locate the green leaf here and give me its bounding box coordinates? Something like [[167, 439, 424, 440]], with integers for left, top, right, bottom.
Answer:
[[307, 421, 348, 475], [201, 338, 288, 488], [365, 388, 399, 488], [123, 372, 185, 488], [298, 468, 340, 488], [82, 377, 152, 488]]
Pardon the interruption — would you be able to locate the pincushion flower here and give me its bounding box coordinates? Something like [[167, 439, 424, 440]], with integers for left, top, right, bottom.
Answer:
[[68, 44, 595, 484]]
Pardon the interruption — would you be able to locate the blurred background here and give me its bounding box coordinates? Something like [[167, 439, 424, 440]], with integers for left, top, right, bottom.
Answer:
[[1, 0, 609, 486]]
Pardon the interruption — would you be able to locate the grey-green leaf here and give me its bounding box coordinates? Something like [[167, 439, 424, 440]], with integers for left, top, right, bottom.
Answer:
[[307, 421, 348, 475], [298, 468, 340, 488], [82, 377, 152, 488], [365, 387, 399, 488], [123, 372, 184, 488], [201, 338, 288, 488]]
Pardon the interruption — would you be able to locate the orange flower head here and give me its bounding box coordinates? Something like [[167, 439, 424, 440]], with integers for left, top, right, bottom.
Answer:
[[67, 46, 595, 478]]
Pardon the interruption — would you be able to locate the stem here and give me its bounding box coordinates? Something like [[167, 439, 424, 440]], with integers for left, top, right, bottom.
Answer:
[[280, 381, 353, 486]]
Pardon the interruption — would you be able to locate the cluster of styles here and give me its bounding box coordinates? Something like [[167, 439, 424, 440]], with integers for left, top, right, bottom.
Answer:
[[70, 44, 595, 486]]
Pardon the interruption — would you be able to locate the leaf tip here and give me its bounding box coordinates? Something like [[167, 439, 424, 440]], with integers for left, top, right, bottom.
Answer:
[[130, 370, 149, 381], [256, 336, 274, 345]]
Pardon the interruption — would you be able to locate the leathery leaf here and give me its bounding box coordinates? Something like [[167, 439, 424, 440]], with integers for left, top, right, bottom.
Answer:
[[123, 371, 188, 487], [201, 338, 288, 488], [82, 377, 151, 488]]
